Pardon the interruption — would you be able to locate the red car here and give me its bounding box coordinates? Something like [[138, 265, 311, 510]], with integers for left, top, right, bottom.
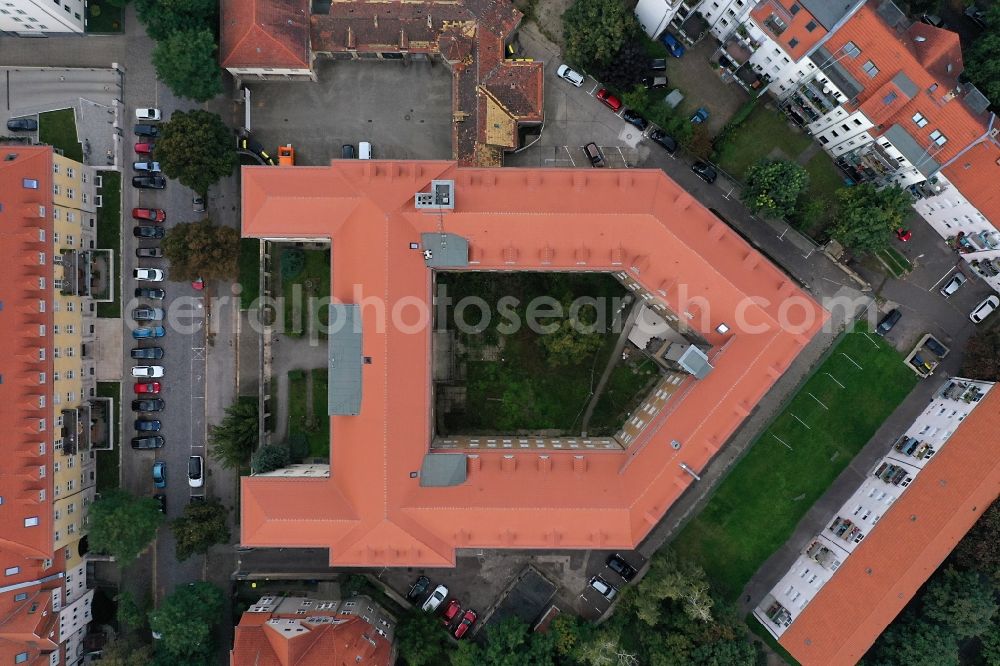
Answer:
[[453, 610, 477, 639], [895, 227, 912, 242], [441, 599, 461, 626], [134, 381, 161, 394], [132, 207, 166, 223], [135, 142, 155, 154], [596, 88, 622, 112]]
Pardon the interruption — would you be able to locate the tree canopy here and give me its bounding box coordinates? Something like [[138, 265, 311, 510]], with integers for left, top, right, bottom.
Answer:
[[563, 0, 641, 73], [135, 0, 217, 39], [154, 109, 237, 196], [162, 218, 240, 282], [152, 28, 224, 103], [88, 490, 164, 566], [251, 443, 290, 474], [209, 397, 258, 469], [148, 582, 225, 664], [742, 158, 810, 219], [170, 499, 231, 561], [960, 327, 1000, 383], [395, 609, 451, 666], [595, 42, 648, 93], [963, 7, 1000, 104], [830, 184, 911, 254], [97, 637, 155, 666]]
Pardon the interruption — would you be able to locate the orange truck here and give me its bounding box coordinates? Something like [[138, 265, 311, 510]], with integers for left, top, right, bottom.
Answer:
[[278, 144, 295, 166]]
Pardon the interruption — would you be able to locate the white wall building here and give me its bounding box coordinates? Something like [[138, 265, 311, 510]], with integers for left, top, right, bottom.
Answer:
[[635, 0, 686, 39], [0, 0, 86, 34]]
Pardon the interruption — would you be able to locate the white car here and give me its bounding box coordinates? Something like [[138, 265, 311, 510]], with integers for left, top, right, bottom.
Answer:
[[556, 64, 585, 87], [133, 161, 161, 173], [135, 108, 161, 121], [970, 295, 999, 323], [131, 365, 165, 378], [589, 576, 617, 601], [421, 585, 448, 612], [939, 272, 967, 297], [188, 455, 204, 488], [133, 268, 164, 282]]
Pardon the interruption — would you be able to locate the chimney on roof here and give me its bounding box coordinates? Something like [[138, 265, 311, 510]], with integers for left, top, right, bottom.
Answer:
[[573, 455, 587, 473], [501, 455, 516, 473], [537, 456, 551, 473], [467, 455, 481, 473]]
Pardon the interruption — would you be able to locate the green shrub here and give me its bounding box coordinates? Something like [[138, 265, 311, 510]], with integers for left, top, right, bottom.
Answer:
[[280, 248, 305, 280], [90, 4, 101, 16], [287, 369, 305, 382]]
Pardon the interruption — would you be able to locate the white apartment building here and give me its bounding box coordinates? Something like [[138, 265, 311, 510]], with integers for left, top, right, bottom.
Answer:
[[0, 0, 86, 34]]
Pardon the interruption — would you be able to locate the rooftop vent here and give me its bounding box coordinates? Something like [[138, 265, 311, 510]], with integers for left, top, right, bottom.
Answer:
[[415, 180, 455, 210]]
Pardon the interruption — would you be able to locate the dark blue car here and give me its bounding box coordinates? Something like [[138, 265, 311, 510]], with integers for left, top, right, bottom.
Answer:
[[660, 32, 685, 58]]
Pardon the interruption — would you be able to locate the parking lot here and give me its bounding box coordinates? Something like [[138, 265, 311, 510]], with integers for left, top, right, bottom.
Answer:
[[245, 59, 453, 165]]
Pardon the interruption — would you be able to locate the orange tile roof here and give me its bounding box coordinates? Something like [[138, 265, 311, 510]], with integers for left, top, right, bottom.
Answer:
[[240, 161, 827, 566], [827, 5, 988, 165], [230, 613, 392, 666], [779, 387, 1000, 666], [220, 0, 311, 70], [941, 138, 1000, 226], [750, 0, 828, 62]]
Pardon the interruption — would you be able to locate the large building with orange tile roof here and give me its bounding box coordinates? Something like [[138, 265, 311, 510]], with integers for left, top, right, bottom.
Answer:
[[0, 144, 108, 665], [239, 160, 827, 566], [219, 0, 543, 167], [754, 378, 1000, 665], [230, 594, 395, 666]]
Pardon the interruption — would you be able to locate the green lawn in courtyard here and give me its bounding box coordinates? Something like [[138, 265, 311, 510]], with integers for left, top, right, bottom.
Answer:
[[588, 357, 658, 435], [95, 382, 120, 493], [38, 108, 83, 162], [286, 369, 329, 462], [279, 247, 330, 337], [96, 171, 121, 318], [714, 105, 813, 179], [238, 238, 260, 309], [85, 0, 124, 33]]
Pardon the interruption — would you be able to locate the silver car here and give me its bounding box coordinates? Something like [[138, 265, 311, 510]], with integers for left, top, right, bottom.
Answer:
[[939, 273, 967, 297], [557, 64, 585, 87]]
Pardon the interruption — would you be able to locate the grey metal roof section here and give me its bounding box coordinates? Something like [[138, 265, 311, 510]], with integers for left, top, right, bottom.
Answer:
[[419, 453, 468, 487], [874, 0, 907, 30], [328, 304, 362, 416], [962, 84, 991, 115], [678, 345, 713, 379], [813, 47, 864, 100], [799, 0, 856, 30], [883, 124, 941, 177], [415, 180, 456, 210], [421, 232, 469, 267], [891, 71, 918, 99]]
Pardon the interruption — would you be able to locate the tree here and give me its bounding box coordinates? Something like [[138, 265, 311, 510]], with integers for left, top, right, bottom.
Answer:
[[251, 443, 291, 474], [395, 610, 450, 665], [88, 490, 164, 565], [868, 617, 959, 666], [209, 397, 258, 469], [162, 218, 240, 282], [563, 0, 640, 73], [960, 329, 1000, 383], [688, 639, 757, 666], [963, 8, 1000, 104], [97, 637, 155, 666], [742, 159, 809, 218], [596, 42, 648, 93], [625, 549, 714, 626], [148, 582, 225, 665], [922, 566, 997, 639], [481, 618, 554, 666], [449, 641, 482, 666], [135, 0, 217, 40], [152, 29, 223, 103], [830, 184, 911, 254], [170, 499, 230, 561], [115, 591, 145, 631], [154, 109, 237, 196]]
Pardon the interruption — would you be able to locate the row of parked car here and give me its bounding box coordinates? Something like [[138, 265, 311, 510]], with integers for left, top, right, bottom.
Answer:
[[407, 577, 477, 639]]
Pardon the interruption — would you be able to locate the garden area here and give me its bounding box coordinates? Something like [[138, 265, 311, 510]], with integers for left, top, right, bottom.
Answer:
[[672, 324, 918, 601], [95, 382, 120, 493], [96, 170, 121, 318], [86, 0, 124, 33], [278, 246, 330, 337], [238, 238, 260, 309], [38, 108, 83, 162], [286, 368, 330, 461]]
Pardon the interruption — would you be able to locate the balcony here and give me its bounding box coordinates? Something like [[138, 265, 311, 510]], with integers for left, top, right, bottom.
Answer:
[[61, 404, 92, 455], [940, 380, 986, 403], [837, 144, 901, 185]]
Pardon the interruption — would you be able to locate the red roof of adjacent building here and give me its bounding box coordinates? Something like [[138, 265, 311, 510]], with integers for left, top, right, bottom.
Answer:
[[239, 161, 827, 567], [220, 0, 311, 70], [750, 0, 829, 62], [779, 387, 1000, 666], [941, 138, 1000, 226], [230, 612, 391, 666]]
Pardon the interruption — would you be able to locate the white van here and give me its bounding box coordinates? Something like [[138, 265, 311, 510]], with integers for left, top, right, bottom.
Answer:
[[359, 141, 372, 160]]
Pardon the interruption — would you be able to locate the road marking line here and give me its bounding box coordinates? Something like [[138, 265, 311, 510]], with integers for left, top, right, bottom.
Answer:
[[930, 266, 957, 291]]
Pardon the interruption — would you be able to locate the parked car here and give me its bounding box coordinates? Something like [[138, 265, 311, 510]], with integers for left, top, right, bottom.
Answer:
[[134, 381, 161, 394], [278, 144, 295, 166], [132, 326, 166, 339], [133, 175, 166, 189], [131, 365, 165, 378], [589, 576, 618, 601], [407, 575, 431, 601], [641, 75, 668, 89], [341, 144, 355, 159], [188, 455, 205, 488], [690, 161, 717, 183], [133, 161, 162, 173], [649, 129, 677, 154], [556, 64, 585, 87], [421, 585, 448, 612], [596, 88, 623, 112], [359, 141, 373, 159], [130, 346, 164, 360], [606, 554, 637, 581], [135, 287, 165, 299], [660, 32, 685, 57], [132, 398, 164, 412], [134, 124, 159, 138], [583, 142, 606, 168], [895, 227, 912, 242], [136, 247, 164, 259], [131, 435, 164, 450], [454, 610, 477, 639], [153, 493, 167, 513], [152, 461, 167, 488], [135, 108, 161, 121], [441, 600, 462, 626], [134, 142, 155, 154], [133, 268, 164, 281], [132, 306, 165, 321], [649, 58, 666, 71], [876, 308, 902, 335], [924, 337, 948, 357], [622, 109, 648, 131], [690, 107, 709, 124], [192, 196, 206, 212], [6, 118, 38, 132], [132, 207, 165, 222], [134, 226, 165, 239], [136, 418, 162, 432], [970, 295, 999, 323], [940, 273, 967, 297]]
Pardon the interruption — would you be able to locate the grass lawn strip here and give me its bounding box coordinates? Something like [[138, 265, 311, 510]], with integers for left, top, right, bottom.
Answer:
[[286, 369, 328, 461], [672, 325, 918, 600], [38, 109, 83, 162], [238, 238, 260, 309], [280, 248, 330, 337], [588, 358, 658, 434], [714, 105, 812, 180], [95, 382, 120, 493], [310, 369, 330, 459], [96, 171, 121, 318]]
